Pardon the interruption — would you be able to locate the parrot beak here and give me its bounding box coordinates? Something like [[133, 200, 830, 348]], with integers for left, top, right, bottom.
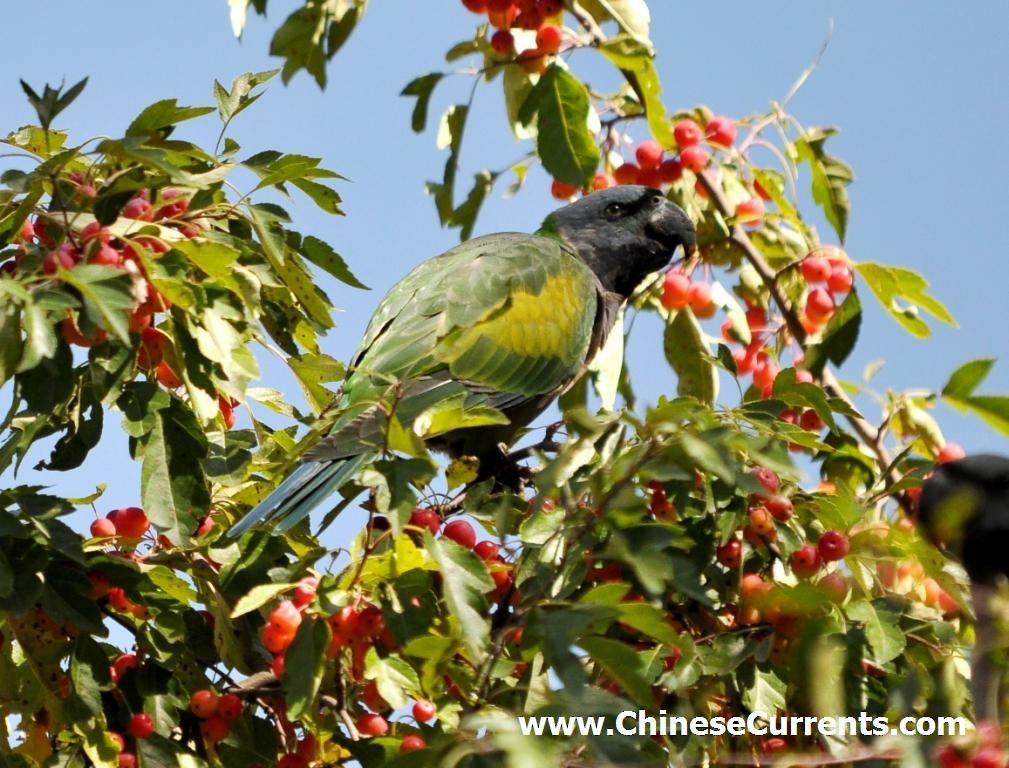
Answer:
[[645, 197, 696, 261]]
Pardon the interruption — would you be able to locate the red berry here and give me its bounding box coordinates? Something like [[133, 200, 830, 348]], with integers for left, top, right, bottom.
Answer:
[[827, 264, 853, 294], [118, 754, 137, 768], [800, 256, 831, 283], [108, 507, 150, 539], [112, 653, 139, 681], [638, 168, 662, 189], [90, 244, 123, 267], [473, 540, 500, 561], [155, 361, 183, 389], [817, 530, 849, 562], [751, 467, 780, 495], [357, 713, 389, 737], [268, 600, 302, 634], [799, 409, 825, 432], [277, 756, 309, 768], [409, 507, 440, 535], [196, 515, 215, 536], [217, 692, 243, 721], [190, 689, 219, 719], [748, 506, 775, 536], [127, 713, 154, 740], [592, 173, 616, 190], [217, 394, 237, 430], [659, 157, 683, 184], [293, 576, 319, 607], [805, 287, 836, 323], [687, 281, 714, 318], [790, 544, 822, 578], [661, 271, 691, 310], [401, 735, 426, 753], [443, 519, 478, 549], [972, 746, 1002, 768], [535, 24, 562, 55], [490, 29, 514, 55], [635, 139, 664, 171], [705, 116, 737, 147], [122, 197, 153, 221], [91, 517, 118, 537], [18, 218, 34, 241], [613, 163, 640, 186], [550, 179, 579, 200], [81, 221, 111, 244], [752, 355, 780, 390], [200, 715, 230, 743], [765, 495, 793, 522], [679, 145, 709, 173], [716, 537, 742, 568], [938, 442, 966, 463], [673, 119, 702, 148], [735, 198, 764, 227], [461, 0, 488, 12], [412, 698, 436, 722]]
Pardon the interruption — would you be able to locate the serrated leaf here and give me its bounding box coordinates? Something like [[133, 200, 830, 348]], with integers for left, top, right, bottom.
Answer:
[[364, 647, 421, 709], [299, 235, 367, 288], [793, 127, 853, 242], [740, 667, 787, 714], [215, 69, 280, 125], [401, 73, 445, 133], [125, 99, 214, 137], [598, 37, 673, 148], [664, 310, 718, 404], [846, 600, 905, 663], [284, 617, 328, 719], [58, 265, 135, 344], [578, 636, 656, 706], [942, 358, 995, 400], [856, 262, 955, 338], [518, 66, 599, 186], [426, 534, 492, 661]]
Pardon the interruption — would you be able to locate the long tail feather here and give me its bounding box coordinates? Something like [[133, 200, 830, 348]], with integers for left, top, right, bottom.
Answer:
[[228, 455, 366, 538]]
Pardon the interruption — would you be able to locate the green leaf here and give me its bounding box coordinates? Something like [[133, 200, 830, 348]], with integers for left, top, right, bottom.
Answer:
[[69, 635, 111, 719], [503, 65, 536, 140], [942, 358, 994, 400], [803, 289, 861, 374], [944, 395, 1009, 438], [401, 73, 445, 133], [427, 104, 469, 226], [426, 534, 493, 661], [793, 127, 853, 242], [0, 299, 23, 386], [518, 66, 600, 186], [214, 69, 279, 126], [125, 99, 215, 137], [58, 264, 135, 344], [139, 398, 208, 540], [740, 666, 787, 714], [447, 171, 495, 241], [288, 353, 345, 414], [284, 617, 328, 720], [598, 37, 673, 148], [364, 647, 421, 709], [664, 310, 718, 405], [846, 600, 905, 664], [414, 394, 509, 438], [579, 0, 651, 40], [587, 308, 624, 411], [578, 636, 656, 706], [856, 262, 955, 338], [20, 77, 88, 131], [299, 235, 367, 288]]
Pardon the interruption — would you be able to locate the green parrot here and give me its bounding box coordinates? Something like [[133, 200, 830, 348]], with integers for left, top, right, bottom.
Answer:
[[229, 186, 695, 537]]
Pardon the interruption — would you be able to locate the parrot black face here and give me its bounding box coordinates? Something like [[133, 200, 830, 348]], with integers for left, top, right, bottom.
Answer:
[[545, 185, 696, 298], [918, 453, 1009, 584]]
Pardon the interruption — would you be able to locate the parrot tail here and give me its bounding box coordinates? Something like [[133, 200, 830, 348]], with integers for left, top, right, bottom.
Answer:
[[227, 454, 369, 538]]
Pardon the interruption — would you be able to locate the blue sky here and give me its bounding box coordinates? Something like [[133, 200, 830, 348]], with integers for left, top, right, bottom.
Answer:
[[1, 2, 1008, 547]]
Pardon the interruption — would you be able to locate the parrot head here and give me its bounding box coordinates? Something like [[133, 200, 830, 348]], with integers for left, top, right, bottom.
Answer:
[[542, 185, 696, 298]]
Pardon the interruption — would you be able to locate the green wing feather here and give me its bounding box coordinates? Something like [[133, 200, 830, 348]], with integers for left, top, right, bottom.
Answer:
[[310, 232, 600, 458]]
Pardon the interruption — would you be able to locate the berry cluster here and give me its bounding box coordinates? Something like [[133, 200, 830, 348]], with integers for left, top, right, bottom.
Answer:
[[462, 0, 565, 75]]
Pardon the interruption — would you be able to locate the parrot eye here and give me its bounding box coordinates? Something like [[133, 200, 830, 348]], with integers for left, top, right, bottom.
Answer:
[[604, 202, 624, 219]]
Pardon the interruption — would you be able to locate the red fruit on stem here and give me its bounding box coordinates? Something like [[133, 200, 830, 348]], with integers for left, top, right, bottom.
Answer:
[[443, 519, 478, 548], [938, 442, 966, 463], [673, 119, 702, 148], [195, 515, 214, 537], [716, 537, 742, 568], [679, 145, 709, 172], [412, 698, 437, 722], [550, 179, 580, 200], [817, 530, 850, 561], [751, 467, 780, 495], [218, 394, 237, 430], [128, 713, 154, 740], [613, 163, 640, 186], [805, 287, 836, 323], [765, 495, 793, 522], [661, 270, 691, 310], [635, 139, 664, 171], [155, 361, 183, 389], [705, 116, 737, 147], [461, 0, 488, 12], [118, 754, 137, 768], [269, 600, 303, 634], [535, 24, 563, 54], [409, 507, 441, 534], [473, 540, 500, 561], [800, 256, 831, 283], [217, 693, 243, 721], [592, 173, 616, 190], [490, 29, 514, 55], [357, 713, 389, 737], [91, 517, 118, 537], [200, 715, 230, 743], [687, 281, 714, 317], [108, 507, 150, 539], [189, 689, 219, 719], [790, 544, 822, 578], [401, 735, 427, 753], [827, 264, 853, 293], [122, 197, 153, 221], [659, 157, 683, 183], [277, 756, 309, 768], [736, 198, 764, 226]]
